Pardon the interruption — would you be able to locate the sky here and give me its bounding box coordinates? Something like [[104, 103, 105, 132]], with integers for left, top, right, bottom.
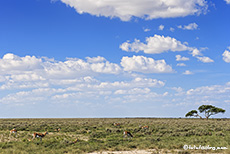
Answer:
[[0, 0, 230, 118]]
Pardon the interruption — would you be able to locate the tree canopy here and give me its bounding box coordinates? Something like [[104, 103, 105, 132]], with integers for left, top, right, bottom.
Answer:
[[185, 105, 225, 119]]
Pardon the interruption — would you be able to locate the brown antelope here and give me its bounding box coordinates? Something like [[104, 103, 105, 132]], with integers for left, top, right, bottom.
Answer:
[[73, 138, 78, 144], [66, 138, 78, 145], [54, 128, 61, 132], [123, 131, 133, 138], [33, 131, 48, 142], [114, 123, 121, 126], [10, 128, 17, 137], [141, 126, 149, 130]]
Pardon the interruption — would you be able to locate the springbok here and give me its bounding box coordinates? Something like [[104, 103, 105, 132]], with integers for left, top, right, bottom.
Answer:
[[33, 131, 48, 142], [54, 128, 61, 132], [123, 131, 133, 139], [114, 123, 121, 126], [73, 138, 78, 144], [141, 126, 149, 130], [10, 128, 17, 137]]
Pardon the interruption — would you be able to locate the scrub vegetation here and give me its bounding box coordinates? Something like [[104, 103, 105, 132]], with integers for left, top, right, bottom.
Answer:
[[0, 118, 229, 154]]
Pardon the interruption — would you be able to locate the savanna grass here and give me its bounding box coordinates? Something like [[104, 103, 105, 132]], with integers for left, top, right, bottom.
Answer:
[[0, 118, 229, 153]]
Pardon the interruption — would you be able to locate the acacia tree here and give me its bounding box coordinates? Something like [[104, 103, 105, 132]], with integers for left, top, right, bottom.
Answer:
[[185, 105, 225, 119], [185, 110, 203, 119]]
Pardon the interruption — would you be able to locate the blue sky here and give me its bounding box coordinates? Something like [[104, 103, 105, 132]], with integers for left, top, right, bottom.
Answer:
[[0, 0, 230, 118]]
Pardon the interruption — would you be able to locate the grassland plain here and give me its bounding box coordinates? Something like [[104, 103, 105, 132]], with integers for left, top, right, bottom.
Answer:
[[0, 118, 229, 154]]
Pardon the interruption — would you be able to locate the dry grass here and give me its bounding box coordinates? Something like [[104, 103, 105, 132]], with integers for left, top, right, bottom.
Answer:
[[0, 118, 229, 154]]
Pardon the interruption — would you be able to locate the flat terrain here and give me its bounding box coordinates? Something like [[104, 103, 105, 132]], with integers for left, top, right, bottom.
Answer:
[[0, 118, 229, 154]]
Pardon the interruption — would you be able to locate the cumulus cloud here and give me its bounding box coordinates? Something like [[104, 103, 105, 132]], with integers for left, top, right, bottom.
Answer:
[[176, 55, 189, 61], [120, 35, 214, 64], [190, 48, 214, 63], [114, 88, 150, 95], [158, 24, 164, 30], [121, 55, 173, 73], [65, 77, 165, 92], [196, 56, 214, 63], [222, 50, 230, 63], [170, 27, 175, 32], [177, 63, 186, 66], [186, 82, 230, 96], [0, 53, 168, 92], [0, 54, 167, 106], [183, 70, 193, 75], [0, 53, 43, 73], [10, 73, 45, 82], [86, 56, 106, 63], [120, 35, 188, 54], [143, 28, 151, 32], [60, 0, 208, 21], [178, 22, 198, 30], [0, 53, 122, 90], [225, 0, 230, 4], [0, 76, 165, 105], [44, 56, 121, 77]]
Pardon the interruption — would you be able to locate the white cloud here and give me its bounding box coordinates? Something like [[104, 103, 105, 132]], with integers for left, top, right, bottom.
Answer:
[[172, 87, 184, 93], [65, 77, 165, 91], [177, 63, 186, 66], [196, 56, 214, 63], [61, 0, 208, 21], [190, 48, 214, 63], [143, 28, 151, 32], [114, 88, 150, 95], [0, 53, 43, 73], [0, 81, 49, 90], [186, 83, 230, 96], [0, 53, 123, 90], [224, 0, 230, 4], [44, 56, 121, 77], [90, 61, 121, 74], [183, 70, 193, 75], [86, 56, 106, 63], [178, 22, 198, 30], [120, 35, 212, 63], [0, 76, 165, 105], [120, 35, 188, 54], [222, 50, 230, 63], [0, 53, 169, 93], [0, 76, 7, 82], [191, 48, 202, 57], [158, 24, 164, 30], [170, 27, 175, 32], [176, 55, 189, 61], [121, 55, 173, 73], [10, 73, 45, 82]]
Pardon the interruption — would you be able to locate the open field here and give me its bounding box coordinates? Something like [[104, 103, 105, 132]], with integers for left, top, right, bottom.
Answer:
[[0, 118, 229, 154]]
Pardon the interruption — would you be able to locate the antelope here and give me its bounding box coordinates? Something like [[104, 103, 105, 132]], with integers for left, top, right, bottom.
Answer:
[[54, 128, 61, 132], [73, 138, 78, 144], [33, 131, 48, 142], [114, 123, 121, 126], [10, 128, 17, 137], [66, 138, 78, 145], [141, 126, 149, 130], [123, 131, 133, 138]]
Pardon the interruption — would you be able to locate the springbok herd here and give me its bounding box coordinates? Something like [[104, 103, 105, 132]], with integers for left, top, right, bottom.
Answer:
[[9, 123, 149, 142]]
